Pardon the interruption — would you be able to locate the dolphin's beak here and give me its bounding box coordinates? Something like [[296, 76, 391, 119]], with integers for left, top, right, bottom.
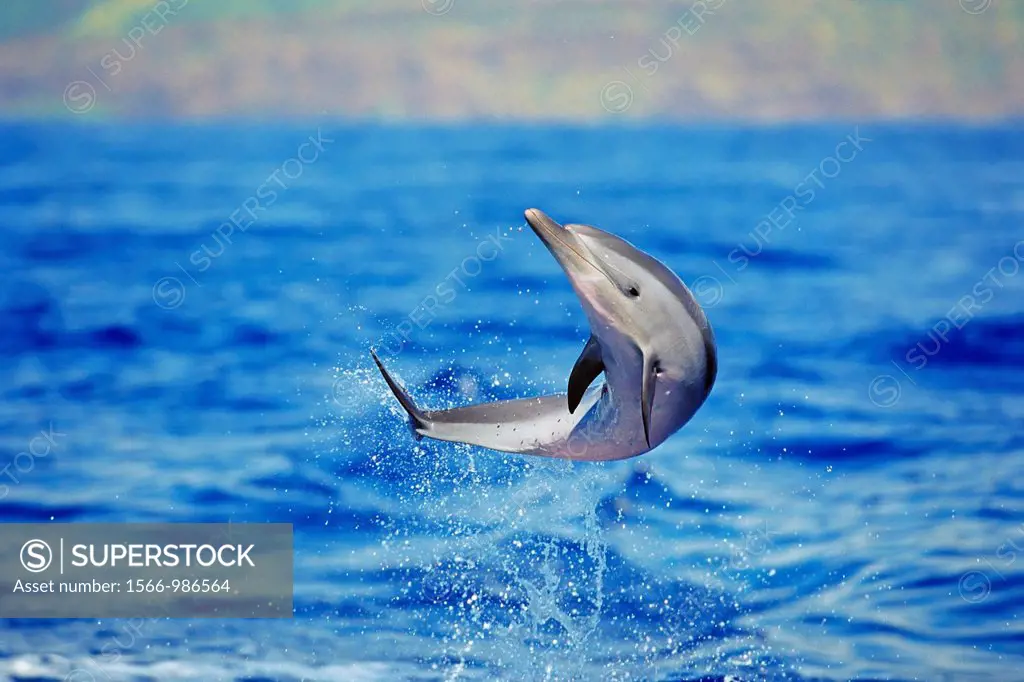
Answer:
[[525, 208, 598, 279], [525, 208, 569, 253]]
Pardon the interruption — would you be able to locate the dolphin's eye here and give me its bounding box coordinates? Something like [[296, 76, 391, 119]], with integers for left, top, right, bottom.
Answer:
[[627, 286, 640, 298]]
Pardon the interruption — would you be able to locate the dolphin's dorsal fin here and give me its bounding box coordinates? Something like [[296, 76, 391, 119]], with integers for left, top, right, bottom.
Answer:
[[567, 334, 604, 414]]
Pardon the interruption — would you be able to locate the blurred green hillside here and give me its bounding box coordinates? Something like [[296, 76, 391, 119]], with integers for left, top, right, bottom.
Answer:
[[1, 0, 1021, 119]]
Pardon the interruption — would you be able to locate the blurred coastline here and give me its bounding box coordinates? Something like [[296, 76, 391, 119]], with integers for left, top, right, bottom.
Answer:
[[1, 0, 1022, 121]]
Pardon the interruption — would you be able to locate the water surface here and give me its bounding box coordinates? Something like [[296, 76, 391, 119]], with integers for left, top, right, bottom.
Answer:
[[1, 121, 1022, 681]]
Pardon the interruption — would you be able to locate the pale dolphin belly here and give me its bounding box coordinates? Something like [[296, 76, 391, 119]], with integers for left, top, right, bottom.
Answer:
[[371, 351, 633, 461], [416, 383, 608, 457]]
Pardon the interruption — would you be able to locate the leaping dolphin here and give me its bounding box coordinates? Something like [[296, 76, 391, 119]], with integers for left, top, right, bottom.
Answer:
[[370, 208, 717, 461]]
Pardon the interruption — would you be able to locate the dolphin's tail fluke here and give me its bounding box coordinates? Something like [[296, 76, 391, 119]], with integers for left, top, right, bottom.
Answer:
[[370, 350, 427, 440]]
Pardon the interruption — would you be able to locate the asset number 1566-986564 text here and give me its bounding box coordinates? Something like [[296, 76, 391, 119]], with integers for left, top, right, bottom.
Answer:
[[126, 578, 230, 593]]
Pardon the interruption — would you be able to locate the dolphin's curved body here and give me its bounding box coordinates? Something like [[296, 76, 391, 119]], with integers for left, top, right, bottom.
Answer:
[[371, 208, 717, 461]]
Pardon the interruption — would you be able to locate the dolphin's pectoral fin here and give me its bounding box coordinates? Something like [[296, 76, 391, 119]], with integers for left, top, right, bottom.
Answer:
[[641, 353, 659, 449], [568, 334, 604, 414], [370, 350, 428, 440]]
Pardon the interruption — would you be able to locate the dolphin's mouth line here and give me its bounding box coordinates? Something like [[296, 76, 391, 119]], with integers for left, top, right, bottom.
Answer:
[[535, 221, 621, 291]]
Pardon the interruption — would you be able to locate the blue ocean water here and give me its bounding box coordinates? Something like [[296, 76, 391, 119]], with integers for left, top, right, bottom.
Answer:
[[0, 120, 1022, 681]]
